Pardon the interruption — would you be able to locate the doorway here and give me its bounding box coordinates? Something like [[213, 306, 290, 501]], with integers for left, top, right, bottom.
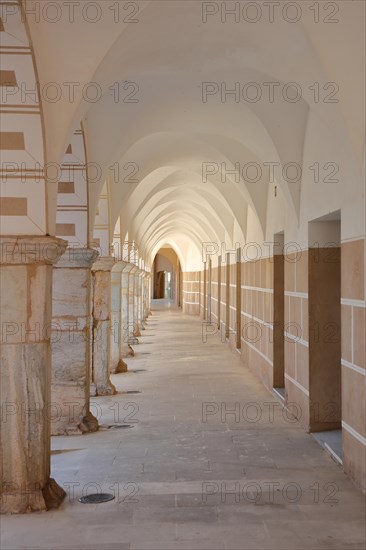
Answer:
[[273, 232, 285, 397], [308, 213, 342, 460]]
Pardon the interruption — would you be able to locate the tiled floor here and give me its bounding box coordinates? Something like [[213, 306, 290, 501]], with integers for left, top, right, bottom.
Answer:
[[2, 303, 365, 549]]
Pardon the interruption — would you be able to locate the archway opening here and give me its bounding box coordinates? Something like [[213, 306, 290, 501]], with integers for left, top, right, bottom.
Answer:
[[152, 247, 182, 306]]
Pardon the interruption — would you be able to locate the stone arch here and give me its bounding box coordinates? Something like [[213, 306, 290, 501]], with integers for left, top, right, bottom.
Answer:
[[0, 0, 47, 234]]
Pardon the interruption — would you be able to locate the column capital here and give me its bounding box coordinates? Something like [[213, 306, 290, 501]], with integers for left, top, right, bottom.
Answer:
[[54, 247, 100, 268], [91, 255, 116, 272], [0, 235, 67, 266], [121, 262, 136, 273], [111, 260, 129, 273]]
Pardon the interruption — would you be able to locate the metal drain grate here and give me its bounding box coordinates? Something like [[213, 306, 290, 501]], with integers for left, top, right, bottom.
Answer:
[[79, 493, 115, 504], [126, 390, 141, 394]]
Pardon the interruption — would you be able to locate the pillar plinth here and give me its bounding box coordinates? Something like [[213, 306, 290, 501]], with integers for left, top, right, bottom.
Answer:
[[51, 247, 99, 435], [91, 257, 117, 395], [0, 235, 67, 513]]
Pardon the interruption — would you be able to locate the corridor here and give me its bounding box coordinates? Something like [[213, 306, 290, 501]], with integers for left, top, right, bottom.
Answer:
[[2, 303, 365, 550]]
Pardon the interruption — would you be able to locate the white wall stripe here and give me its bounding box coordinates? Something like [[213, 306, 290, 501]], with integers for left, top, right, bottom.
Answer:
[[285, 374, 309, 396], [341, 298, 366, 308], [241, 285, 273, 294], [342, 421, 366, 447], [241, 337, 273, 366], [341, 359, 366, 376], [284, 331, 309, 348], [241, 310, 273, 330], [285, 291, 308, 299]]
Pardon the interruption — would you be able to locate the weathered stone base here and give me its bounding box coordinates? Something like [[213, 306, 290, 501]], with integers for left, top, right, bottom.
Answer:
[[111, 359, 128, 374], [1, 478, 66, 515], [80, 411, 99, 433], [122, 344, 135, 357], [51, 411, 99, 436], [94, 380, 117, 396]]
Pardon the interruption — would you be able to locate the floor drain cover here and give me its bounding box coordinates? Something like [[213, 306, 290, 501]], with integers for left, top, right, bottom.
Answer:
[[79, 493, 115, 504], [139, 352, 151, 355], [126, 390, 141, 394]]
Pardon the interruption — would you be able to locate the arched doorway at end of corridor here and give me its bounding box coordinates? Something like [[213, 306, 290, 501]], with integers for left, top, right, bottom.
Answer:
[[153, 247, 182, 306]]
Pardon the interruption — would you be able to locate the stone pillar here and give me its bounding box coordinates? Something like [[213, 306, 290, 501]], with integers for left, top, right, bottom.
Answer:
[[140, 271, 147, 325], [91, 257, 116, 396], [121, 263, 135, 357], [145, 273, 152, 317], [110, 262, 128, 374], [128, 266, 139, 343], [0, 236, 67, 514], [133, 267, 142, 337], [136, 269, 145, 332], [51, 247, 99, 435]]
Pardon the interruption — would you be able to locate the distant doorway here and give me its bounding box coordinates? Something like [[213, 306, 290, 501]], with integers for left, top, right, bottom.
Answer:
[[152, 247, 182, 305], [155, 271, 166, 299]]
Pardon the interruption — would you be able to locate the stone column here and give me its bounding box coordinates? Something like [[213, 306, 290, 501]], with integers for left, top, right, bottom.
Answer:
[[143, 272, 150, 323], [121, 263, 135, 357], [144, 272, 152, 318], [133, 268, 142, 337], [0, 236, 67, 514], [128, 266, 139, 343], [51, 247, 99, 435], [140, 271, 147, 326], [91, 257, 116, 396], [136, 269, 145, 332], [148, 273, 153, 315], [110, 262, 128, 374]]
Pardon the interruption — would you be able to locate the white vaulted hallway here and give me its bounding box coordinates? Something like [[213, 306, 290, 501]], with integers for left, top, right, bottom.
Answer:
[[1, 2, 365, 549], [2, 302, 365, 550]]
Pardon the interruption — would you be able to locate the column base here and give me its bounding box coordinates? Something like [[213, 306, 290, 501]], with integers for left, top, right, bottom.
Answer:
[[0, 478, 66, 514], [51, 411, 99, 436], [111, 359, 128, 374], [122, 344, 135, 357], [80, 411, 99, 433], [94, 380, 117, 396]]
